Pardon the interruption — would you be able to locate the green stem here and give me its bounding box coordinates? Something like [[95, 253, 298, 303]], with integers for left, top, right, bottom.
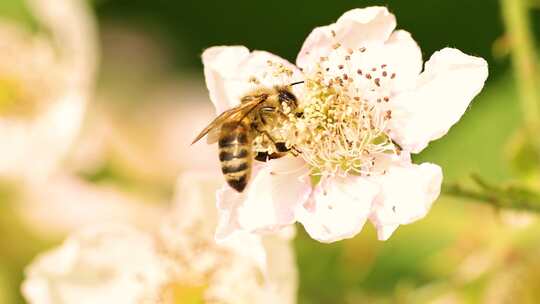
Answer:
[[443, 180, 540, 213], [501, 0, 540, 141]]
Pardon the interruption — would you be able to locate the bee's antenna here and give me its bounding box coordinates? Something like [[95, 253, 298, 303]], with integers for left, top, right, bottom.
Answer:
[[289, 81, 304, 87]]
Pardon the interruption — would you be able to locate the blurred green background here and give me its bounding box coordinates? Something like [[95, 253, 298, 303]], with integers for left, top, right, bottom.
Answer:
[[1, 0, 540, 303]]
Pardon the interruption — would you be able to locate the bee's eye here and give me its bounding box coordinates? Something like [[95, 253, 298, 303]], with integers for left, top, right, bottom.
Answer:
[[278, 90, 297, 102]]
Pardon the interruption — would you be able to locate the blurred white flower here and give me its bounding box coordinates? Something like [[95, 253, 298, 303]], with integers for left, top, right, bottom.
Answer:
[[22, 225, 170, 304], [68, 24, 219, 182], [201, 7, 488, 243], [16, 174, 166, 238], [70, 89, 219, 181], [0, 0, 97, 182], [160, 172, 297, 304], [22, 172, 297, 304]]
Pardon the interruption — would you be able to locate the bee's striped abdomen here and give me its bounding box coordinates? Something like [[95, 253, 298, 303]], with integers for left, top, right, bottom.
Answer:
[[218, 122, 252, 192]]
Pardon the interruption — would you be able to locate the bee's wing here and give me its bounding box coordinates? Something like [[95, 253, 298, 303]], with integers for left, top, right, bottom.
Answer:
[[205, 126, 222, 144], [192, 98, 264, 145], [191, 108, 238, 145]]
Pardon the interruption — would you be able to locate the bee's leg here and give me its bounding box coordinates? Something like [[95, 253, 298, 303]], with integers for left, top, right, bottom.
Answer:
[[255, 151, 269, 162], [268, 152, 286, 160], [254, 110, 299, 157], [268, 137, 301, 155], [274, 142, 289, 152], [252, 122, 286, 158], [257, 107, 301, 156], [258, 128, 300, 156], [254, 144, 288, 161], [259, 130, 288, 153], [289, 145, 301, 156]]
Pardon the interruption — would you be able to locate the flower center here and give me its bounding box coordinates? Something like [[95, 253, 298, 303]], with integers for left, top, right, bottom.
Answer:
[[157, 219, 265, 304], [0, 76, 40, 117], [159, 281, 207, 304], [289, 45, 401, 177]]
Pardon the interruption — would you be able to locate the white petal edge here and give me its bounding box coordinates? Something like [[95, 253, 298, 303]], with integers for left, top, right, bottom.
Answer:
[[388, 48, 489, 153], [369, 162, 443, 240], [297, 175, 380, 243], [297, 6, 396, 69], [215, 157, 311, 241]]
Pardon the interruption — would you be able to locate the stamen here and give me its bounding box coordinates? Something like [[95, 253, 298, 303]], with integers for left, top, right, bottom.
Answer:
[[281, 47, 399, 178]]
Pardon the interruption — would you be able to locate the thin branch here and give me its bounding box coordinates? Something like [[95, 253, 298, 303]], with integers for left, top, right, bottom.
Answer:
[[443, 176, 540, 213]]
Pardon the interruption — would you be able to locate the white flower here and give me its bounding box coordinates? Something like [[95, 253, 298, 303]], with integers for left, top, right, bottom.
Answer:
[[0, 0, 97, 182], [22, 225, 170, 304], [201, 7, 488, 242], [161, 172, 297, 304], [22, 172, 297, 304]]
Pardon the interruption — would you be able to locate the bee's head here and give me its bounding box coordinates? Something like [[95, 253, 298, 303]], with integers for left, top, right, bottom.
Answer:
[[277, 88, 297, 109], [276, 81, 303, 110]]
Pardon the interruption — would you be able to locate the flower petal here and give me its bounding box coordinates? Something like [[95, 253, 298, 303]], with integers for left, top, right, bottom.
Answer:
[[297, 175, 380, 243], [202, 46, 250, 112], [369, 162, 442, 240], [202, 46, 302, 113], [166, 172, 270, 273], [22, 225, 169, 304], [388, 48, 488, 153], [172, 171, 222, 232], [261, 233, 298, 304], [215, 157, 311, 241], [379, 30, 423, 91], [297, 7, 396, 69]]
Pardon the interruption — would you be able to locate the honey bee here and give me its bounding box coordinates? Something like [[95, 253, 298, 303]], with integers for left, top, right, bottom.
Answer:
[[192, 82, 302, 192]]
